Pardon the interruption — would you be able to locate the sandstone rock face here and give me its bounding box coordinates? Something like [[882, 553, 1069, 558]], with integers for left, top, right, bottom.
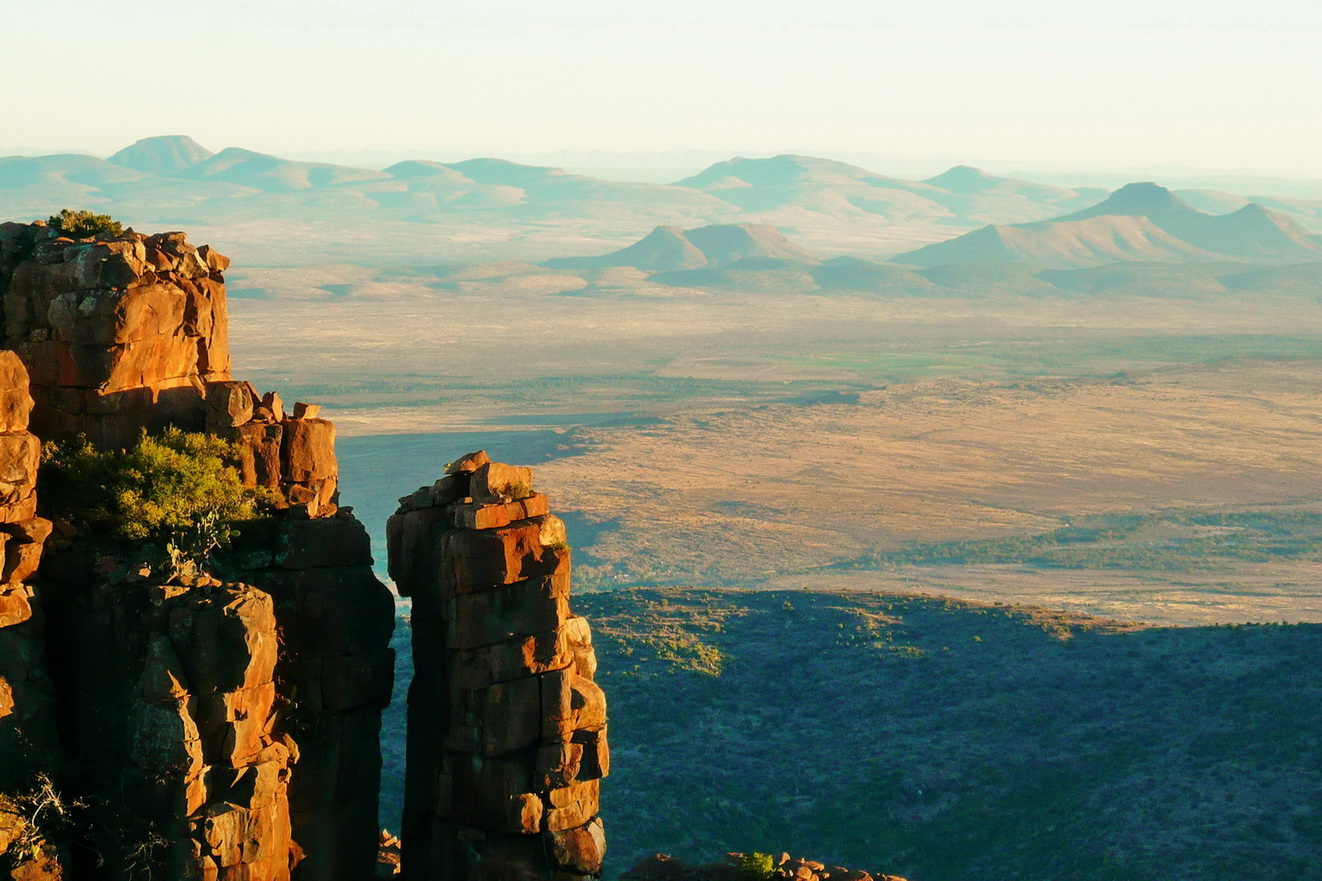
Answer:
[[31, 431, 393, 881], [0, 354, 59, 878], [0, 224, 392, 880], [388, 453, 608, 881], [38, 570, 295, 880], [0, 221, 342, 513], [220, 515, 396, 881], [0, 222, 229, 447]]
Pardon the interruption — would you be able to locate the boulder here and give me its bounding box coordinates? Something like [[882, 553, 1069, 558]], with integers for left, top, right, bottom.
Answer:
[[470, 462, 535, 504], [282, 417, 336, 482], [549, 817, 606, 874], [445, 450, 490, 474], [205, 381, 254, 428]]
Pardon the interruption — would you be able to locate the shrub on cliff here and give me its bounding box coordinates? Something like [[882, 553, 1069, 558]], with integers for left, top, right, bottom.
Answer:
[[736, 853, 777, 881], [41, 428, 274, 574], [47, 208, 124, 239]]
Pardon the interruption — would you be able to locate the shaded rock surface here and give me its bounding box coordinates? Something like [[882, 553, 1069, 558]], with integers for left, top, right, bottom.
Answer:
[[37, 570, 295, 880], [0, 352, 61, 880]]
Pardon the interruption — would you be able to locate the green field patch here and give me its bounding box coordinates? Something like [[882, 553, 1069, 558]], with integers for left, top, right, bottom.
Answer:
[[838, 508, 1322, 572]]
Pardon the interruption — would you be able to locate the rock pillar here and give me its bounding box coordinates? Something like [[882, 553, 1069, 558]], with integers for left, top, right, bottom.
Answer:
[[0, 351, 61, 878], [224, 515, 396, 880], [388, 452, 608, 881]]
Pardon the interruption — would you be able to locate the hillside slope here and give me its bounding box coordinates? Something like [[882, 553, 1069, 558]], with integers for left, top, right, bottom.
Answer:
[[899, 183, 1322, 269], [565, 588, 1322, 881]]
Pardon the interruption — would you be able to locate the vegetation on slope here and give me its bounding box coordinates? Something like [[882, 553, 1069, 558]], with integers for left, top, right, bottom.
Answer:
[[571, 588, 1322, 881], [40, 428, 273, 573], [836, 508, 1322, 572]]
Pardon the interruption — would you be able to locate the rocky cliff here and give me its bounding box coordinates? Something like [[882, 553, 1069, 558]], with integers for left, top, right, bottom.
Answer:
[[0, 219, 608, 881], [0, 221, 395, 880], [389, 453, 608, 881]]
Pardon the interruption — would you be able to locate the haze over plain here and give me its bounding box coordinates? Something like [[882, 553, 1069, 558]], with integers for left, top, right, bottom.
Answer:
[[5, 4, 1322, 877]]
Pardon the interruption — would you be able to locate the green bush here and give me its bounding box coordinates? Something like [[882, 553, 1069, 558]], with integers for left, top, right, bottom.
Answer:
[[47, 208, 124, 239], [736, 852, 777, 881], [41, 428, 273, 573]]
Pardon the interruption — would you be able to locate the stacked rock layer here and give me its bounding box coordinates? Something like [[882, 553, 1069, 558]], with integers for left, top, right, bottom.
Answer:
[[0, 352, 61, 879], [0, 222, 394, 881], [0, 222, 231, 447], [388, 452, 608, 881], [0, 221, 340, 513]]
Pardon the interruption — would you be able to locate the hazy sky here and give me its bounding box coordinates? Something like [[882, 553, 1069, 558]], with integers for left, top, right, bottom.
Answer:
[[5, 0, 1320, 175]]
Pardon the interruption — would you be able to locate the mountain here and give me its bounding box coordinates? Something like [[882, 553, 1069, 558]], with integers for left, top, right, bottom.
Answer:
[[176, 147, 391, 192], [107, 135, 214, 174], [675, 156, 1099, 225], [1057, 182, 1322, 261], [4, 138, 1321, 266], [923, 164, 1093, 204], [898, 183, 1322, 269], [809, 256, 941, 295], [546, 225, 708, 271], [674, 155, 958, 222], [0, 154, 148, 216], [899, 215, 1220, 269], [545, 223, 819, 272]]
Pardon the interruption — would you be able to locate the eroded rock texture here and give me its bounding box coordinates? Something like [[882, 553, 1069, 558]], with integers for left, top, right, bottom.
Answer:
[[221, 515, 396, 879], [0, 351, 61, 879], [0, 222, 394, 880], [388, 452, 608, 881], [0, 221, 341, 514], [0, 222, 229, 447], [38, 570, 295, 880]]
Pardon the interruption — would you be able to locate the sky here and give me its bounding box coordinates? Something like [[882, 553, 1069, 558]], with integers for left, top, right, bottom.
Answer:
[[4, 0, 1321, 177]]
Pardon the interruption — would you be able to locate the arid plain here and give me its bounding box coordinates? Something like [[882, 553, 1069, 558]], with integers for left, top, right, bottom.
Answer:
[[227, 268, 1322, 626]]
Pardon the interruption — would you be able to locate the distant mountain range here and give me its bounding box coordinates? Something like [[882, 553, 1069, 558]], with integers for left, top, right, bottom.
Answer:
[[546, 223, 819, 272], [7, 135, 1321, 267], [897, 183, 1322, 269], [675, 155, 1101, 225], [4, 136, 1322, 271], [397, 220, 1322, 301]]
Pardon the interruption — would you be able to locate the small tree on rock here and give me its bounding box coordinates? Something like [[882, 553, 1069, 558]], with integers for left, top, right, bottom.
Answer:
[[41, 427, 274, 579], [47, 209, 124, 239]]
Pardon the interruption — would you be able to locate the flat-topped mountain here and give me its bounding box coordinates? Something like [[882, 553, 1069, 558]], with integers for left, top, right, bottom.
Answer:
[[107, 134, 215, 174], [898, 182, 1322, 268]]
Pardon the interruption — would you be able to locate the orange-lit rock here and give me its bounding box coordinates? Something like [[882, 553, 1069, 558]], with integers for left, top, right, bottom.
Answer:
[[390, 453, 607, 880]]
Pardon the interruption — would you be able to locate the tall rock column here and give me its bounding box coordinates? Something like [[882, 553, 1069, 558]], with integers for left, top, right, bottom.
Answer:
[[0, 351, 60, 878], [388, 452, 608, 881], [224, 514, 396, 880]]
